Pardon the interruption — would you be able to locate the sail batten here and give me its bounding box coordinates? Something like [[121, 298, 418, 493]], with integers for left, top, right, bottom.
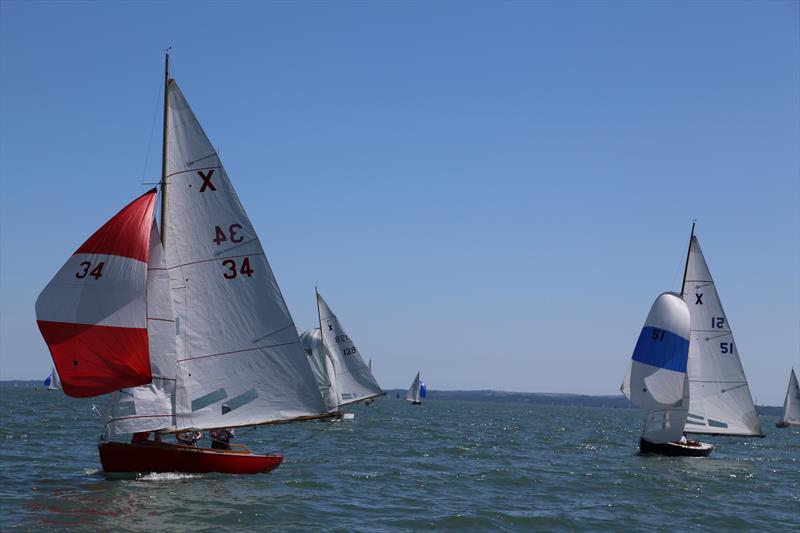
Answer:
[[682, 236, 762, 436]]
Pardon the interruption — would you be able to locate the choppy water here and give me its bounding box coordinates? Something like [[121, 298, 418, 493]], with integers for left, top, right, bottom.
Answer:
[[1, 384, 798, 531]]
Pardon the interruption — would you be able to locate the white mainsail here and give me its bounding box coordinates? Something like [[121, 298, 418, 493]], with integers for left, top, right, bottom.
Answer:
[[106, 225, 177, 436], [406, 372, 422, 403], [163, 80, 328, 431], [300, 328, 340, 412], [621, 292, 691, 443], [316, 292, 383, 406], [681, 235, 762, 436], [779, 369, 800, 426]]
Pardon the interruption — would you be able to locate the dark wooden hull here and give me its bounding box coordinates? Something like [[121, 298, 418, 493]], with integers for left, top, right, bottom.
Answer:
[[98, 441, 283, 475], [639, 437, 714, 457]]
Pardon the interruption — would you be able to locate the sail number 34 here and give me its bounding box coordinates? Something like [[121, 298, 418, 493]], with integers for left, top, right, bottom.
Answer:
[[75, 261, 105, 280], [222, 258, 254, 279]]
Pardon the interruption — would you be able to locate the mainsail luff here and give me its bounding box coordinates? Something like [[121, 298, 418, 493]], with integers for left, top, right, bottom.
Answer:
[[779, 368, 800, 426], [681, 234, 762, 436], [163, 80, 329, 432]]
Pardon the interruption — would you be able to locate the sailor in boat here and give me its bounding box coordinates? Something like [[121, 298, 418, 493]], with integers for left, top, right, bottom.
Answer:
[[176, 431, 203, 447], [210, 428, 235, 450], [679, 432, 687, 445]]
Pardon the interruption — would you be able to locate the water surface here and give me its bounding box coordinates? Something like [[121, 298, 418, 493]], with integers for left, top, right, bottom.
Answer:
[[1, 384, 798, 531]]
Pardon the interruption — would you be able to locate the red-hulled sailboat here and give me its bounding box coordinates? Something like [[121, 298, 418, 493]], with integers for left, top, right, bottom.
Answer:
[[35, 54, 333, 475]]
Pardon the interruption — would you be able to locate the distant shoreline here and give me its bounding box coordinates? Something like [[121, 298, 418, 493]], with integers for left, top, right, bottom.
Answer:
[[2, 381, 781, 415]]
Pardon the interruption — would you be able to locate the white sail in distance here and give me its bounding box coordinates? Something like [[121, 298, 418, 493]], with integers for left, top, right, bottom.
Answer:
[[164, 80, 329, 431], [406, 372, 422, 403], [316, 292, 383, 406], [44, 368, 59, 390], [622, 292, 691, 444], [682, 234, 762, 436], [779, 369, 800, 426], [300, 328, 341, 413]]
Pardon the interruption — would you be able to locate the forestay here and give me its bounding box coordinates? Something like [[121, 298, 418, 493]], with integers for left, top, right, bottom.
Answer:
[[105, 225, 177, 436], [36, 190, 157, 398], [316, 292, 383, 406], [779, 369, 800, 426], [622, 292, 690, 444], [681, 236, 762, 436], [300, 328, 340, 412], [164, 81, 328, 430]]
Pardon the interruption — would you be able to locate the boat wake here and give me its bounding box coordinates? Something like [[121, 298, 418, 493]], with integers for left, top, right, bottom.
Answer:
[[137, 472, 201, 482]]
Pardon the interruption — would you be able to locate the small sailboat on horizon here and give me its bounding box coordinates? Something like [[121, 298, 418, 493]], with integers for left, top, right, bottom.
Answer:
[[43, 367, 60, 391], [35, 54, 334, 475], [406, 372, 426, 405], [776, 369, 799, 428]]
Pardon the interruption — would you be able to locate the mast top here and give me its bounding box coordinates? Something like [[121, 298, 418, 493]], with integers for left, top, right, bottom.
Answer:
[[680, 221, 696, 298]]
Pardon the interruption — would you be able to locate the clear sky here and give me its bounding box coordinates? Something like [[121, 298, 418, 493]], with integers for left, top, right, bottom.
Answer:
[[1, 1, 798, 404]]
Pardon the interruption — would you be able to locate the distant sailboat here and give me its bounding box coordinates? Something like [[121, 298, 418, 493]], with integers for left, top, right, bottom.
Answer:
[[406, 372, 426, 405], [776, 369, 800, 428], [35, 54, 332, 475], [299, 290, 384, 418], [43, 367, 60, 391]]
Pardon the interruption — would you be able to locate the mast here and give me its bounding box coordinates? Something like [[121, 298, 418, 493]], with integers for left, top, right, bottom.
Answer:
[[680, 221, 695, 298], [160, 52, 170, 246]]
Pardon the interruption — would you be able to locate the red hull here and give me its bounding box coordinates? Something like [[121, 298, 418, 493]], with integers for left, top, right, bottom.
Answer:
[[98, 441, 283, 475]]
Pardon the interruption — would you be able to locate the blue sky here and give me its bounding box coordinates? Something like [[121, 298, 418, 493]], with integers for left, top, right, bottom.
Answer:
[[1, 1, 798, 404]]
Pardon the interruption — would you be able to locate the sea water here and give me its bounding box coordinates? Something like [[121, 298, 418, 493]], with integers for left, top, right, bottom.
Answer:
[[1, 384, 798, 531]]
